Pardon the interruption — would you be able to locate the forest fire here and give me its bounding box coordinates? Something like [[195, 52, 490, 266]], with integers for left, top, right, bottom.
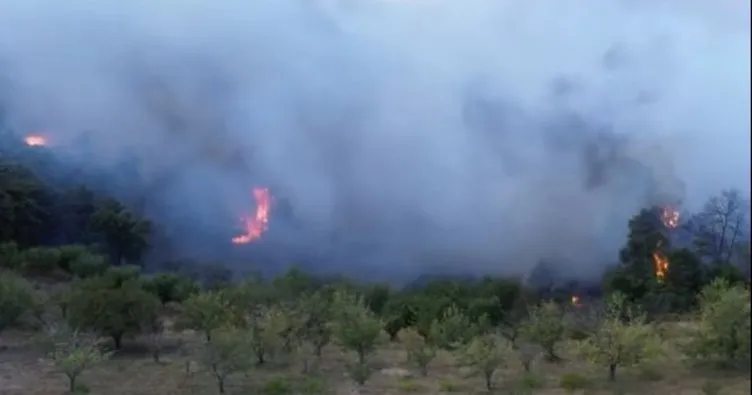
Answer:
[[570, 295, 581, 307], [653, 205, 680, 282], [24, 135, 48, 147], [231, 187, 272, 245]]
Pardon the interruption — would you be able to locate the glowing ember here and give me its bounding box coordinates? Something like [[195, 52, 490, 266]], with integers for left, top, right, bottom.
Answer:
[[24, 135, 48, 147], [232, 187, 271, 245], [570, 295, 581, 306], [660, 206, 680, 229]]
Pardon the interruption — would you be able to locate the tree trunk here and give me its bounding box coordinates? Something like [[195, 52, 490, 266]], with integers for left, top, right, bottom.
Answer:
[[608, 364, 617, 381], [67, 374, 76, 393], [112, 333, 123, 349], [484, 370, 493, 391], [217, 377, 225, 394], [152, 350, 160, 363]]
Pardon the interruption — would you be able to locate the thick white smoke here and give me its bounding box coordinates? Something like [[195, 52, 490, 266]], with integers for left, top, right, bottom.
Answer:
[[0, 0, 749, 280]]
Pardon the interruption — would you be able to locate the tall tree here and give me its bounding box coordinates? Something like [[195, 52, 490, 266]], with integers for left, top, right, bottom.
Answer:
[[687, 189, 749, 263], [89, 198, 151, 266]]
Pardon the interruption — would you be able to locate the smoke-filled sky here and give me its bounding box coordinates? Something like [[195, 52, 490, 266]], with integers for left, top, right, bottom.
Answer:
[[0, 0, 749, 280]]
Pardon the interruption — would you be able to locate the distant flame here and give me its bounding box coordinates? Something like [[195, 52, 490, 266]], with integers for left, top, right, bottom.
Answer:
[[652, 243, 669, 282], [660, 206, 680, 229], [652, 205, 680, 282], [232, 187, 271, 245], [570, 295, 581, 306], [24, 135, 48, 147]]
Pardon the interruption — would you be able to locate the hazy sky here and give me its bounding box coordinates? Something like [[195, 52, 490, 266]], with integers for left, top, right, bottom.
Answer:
[[0, 0, 749, 278]]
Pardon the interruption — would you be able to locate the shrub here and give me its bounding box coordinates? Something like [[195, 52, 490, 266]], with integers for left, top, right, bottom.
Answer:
[[456, 334, 515, 391], [21, 247, 62, 275], [397, 327, 436, 376], [687, 279, 751, 368], [68, 254, 109, 279], [558, 372, 591, 393], [0, 272, 37, 331]]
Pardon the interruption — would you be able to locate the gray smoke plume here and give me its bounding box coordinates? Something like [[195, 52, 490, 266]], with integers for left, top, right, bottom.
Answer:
[[0, 0, 749, 281]]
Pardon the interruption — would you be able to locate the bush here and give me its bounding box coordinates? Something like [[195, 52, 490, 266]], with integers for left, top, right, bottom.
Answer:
[[142, 273, 199, 304], [0, 272, 37, 331], [558, 372, 591, 393], [68, 254, 109, 279], [21, 247, 62, 274], [65, 275, 161, 349], [687, 279, 751, 368], [0, 241, 23, 270]]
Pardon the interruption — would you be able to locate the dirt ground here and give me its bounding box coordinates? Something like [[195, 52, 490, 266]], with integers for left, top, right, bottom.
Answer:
[[0, 323, 749, 395]]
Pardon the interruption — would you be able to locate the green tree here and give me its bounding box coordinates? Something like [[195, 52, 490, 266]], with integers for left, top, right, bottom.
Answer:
[[519, 300, 566, 362], [0, 272, 36, 332], [457, 334, 516, 391], [89, 198, 151, 266], [196, 326, 255, 394], [65, 271, 161, 349], [142, 273, 199, 304], [605, 207, 668, 303], [577, 293, 664, 381], [428, 305, 481, 351], [329, 290, 383, 384], [397, 327, 436, 376], [177, 291, 234, 342], [42, 324, 112, 393], [687, 279, 751, 368]]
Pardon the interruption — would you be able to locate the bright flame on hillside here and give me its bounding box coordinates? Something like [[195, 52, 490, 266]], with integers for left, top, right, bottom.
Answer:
[[24, 135, 48, 147], [652, 205, 680, 283], [232, 187, 272, 245], [570, 295, 581, 307], [652, 241, 669, 282]]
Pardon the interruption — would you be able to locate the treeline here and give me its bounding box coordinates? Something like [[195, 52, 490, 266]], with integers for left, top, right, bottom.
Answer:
[[0, 254, 749, 393]]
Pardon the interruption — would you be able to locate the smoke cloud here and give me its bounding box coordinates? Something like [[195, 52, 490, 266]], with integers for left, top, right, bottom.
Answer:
[[0, 0, 749, 281]]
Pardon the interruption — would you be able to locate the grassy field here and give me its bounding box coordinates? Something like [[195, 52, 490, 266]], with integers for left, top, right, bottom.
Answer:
[[0, 320, 749, 395]]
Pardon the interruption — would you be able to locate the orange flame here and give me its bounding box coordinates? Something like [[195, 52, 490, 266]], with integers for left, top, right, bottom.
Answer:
[[232, 187, 271, 245], [24, 135, 48, 147], [652, 205, 680, 282], [570, 295, 581, 306], [652, 247, 669, 282]]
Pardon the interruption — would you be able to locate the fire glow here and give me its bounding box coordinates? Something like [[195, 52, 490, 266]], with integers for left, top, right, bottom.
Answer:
[[232, 187, 272, 245], [653, 206, 680, 282], [24, 135, 48, 147]]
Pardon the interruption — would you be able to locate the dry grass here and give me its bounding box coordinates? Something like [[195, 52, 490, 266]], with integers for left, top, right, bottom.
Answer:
[[0, 322, 748, 395]]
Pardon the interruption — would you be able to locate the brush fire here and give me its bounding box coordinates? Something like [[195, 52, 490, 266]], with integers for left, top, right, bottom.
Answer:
[[653, 205, 680, 282], [232, 187, 272, 245]]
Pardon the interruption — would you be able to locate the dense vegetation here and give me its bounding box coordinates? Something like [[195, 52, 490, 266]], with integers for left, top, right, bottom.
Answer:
[[1, 131, 750, 394]]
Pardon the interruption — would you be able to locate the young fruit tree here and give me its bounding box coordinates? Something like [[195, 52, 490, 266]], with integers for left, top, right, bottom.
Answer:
[[42, 325, 112, 393], [196, 326, 255, 394], [576, 293, 664, 381], [688, 279, 751, 368], [428, 305, 479, 351], [456, 333, 516, 391], [176, 291, 234, 343], [519, 300, 566, 362], [329, 290, 383, 385], [397, 327, 437, 376]]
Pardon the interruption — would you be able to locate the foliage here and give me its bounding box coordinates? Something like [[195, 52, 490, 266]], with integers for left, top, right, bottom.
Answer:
[[456, 333, 515, 391], [42, 324, 113, 393], [687, 279, 751, 368], [329, 290, 383, 384], [196, 326, 255, 394], [428, 305, 481, 351], [64, 271, 161, 349], [519, 300, 566, 361], [141, 273, 199, 304], [176, 290, 234, 342], [0, 271, 37, 331], [576, 293, 665, 380], [397, 327, 437, 376]]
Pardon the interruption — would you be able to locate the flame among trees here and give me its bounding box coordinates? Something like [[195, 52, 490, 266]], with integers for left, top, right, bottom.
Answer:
[[24, 135, 48, 147], [232, 187, 272, 245]]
